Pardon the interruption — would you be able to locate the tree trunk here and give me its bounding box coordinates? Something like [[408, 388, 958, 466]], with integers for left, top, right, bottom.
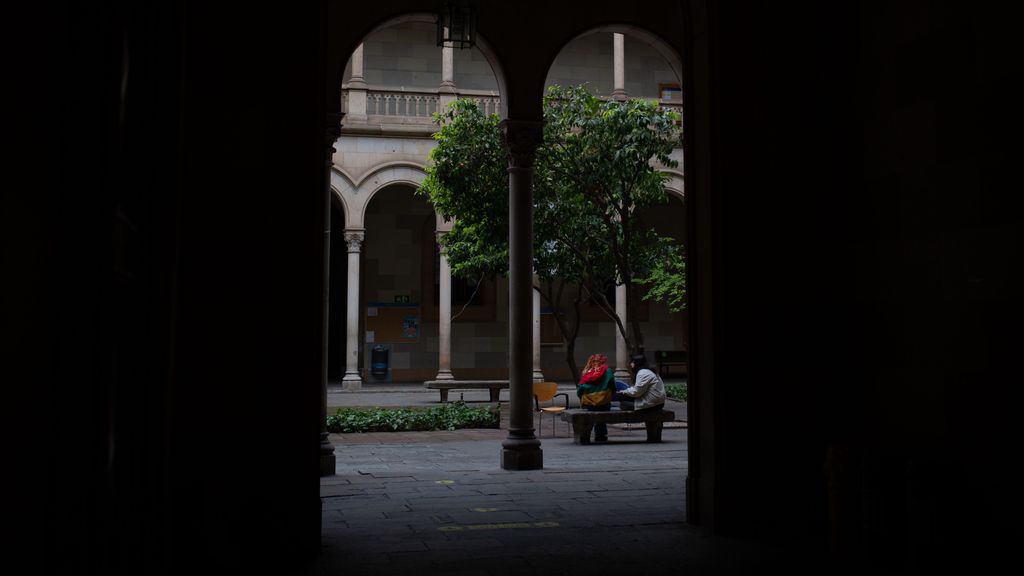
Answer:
[[537, 280, 582, 382]]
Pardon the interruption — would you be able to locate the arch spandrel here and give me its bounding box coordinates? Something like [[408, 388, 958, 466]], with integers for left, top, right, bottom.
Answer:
[[325, 2, 687, 122]]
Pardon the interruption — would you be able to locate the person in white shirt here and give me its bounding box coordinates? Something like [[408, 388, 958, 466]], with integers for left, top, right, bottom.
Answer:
[[618, 354, 666, 412]]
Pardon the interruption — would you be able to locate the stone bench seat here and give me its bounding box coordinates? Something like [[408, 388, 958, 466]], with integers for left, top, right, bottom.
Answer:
[[423, 380, 509, 403], [560, 408, 676, 444]]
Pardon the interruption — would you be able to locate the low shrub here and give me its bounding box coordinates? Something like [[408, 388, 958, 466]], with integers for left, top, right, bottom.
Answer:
[[326, 401, 500, 433], [665, 383, 688, 402]]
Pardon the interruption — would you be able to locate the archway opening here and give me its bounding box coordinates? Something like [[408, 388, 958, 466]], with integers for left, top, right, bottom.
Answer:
[[361, 184, 436, 383], [538, 27, 687, 384]]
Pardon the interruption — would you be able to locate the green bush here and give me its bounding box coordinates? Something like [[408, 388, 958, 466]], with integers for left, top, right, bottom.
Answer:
[[326, 401, 500, 433], [665, 383, 688, 402]]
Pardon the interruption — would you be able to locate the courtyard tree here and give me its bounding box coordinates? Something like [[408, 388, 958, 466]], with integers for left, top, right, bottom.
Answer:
[[418, 86, 686, 381]]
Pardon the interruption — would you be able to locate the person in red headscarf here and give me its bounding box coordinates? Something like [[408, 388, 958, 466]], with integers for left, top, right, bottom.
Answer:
[[576, 353, 616, 442]]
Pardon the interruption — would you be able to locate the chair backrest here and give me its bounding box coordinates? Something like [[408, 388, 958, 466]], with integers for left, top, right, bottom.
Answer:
[[532, 381, 559, 402]]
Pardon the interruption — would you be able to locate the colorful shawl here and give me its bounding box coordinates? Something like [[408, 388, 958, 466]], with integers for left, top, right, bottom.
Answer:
[[577, 355, 614, 407]]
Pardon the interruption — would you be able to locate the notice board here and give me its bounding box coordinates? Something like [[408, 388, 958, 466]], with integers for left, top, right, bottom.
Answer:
[[365, 303, 420, 343]]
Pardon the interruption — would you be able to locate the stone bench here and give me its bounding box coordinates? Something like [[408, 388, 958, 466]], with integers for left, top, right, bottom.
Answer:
[[560, 408, 676, 444], [423, 380, 509, 403]]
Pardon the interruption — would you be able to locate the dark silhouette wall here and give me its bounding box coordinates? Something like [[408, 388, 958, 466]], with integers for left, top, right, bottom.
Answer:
[[20, 0, 1020, 574], [33, 1, 328, 573], [704, 1, 1022, 572], [327, 205, 348, 381]]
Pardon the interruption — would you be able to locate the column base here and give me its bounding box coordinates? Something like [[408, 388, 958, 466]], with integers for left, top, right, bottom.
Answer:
[[501, 445, 543, 470], [610, 88, 628, 101], [613, 369, 631, 382], [434, 370, 454, 381], [501, 432, 543, 470], [341, 372, 362, 390], [532, 370, 545, 382]]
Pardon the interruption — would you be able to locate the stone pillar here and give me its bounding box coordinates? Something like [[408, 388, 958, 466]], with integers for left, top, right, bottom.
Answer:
[[321, 112, 344, 476], [439, 44, 457, 109], [610, 33, 627, 101], [614, 282, 630, 381], [341, 229, 364, 389], [500, 120, 545, 470], [435, 231, 454, 380], [533, 274, 544, 382], [346, 44, 368, 122]]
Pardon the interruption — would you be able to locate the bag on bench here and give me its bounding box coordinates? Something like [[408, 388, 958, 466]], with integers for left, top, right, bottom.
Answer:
[[614, 381, 634, 410]]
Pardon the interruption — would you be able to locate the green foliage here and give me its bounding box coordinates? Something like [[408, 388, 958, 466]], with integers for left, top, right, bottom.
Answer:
[[534, 85, 684, 298], [665, 383, 688, 402], [417, 85, 687, 361], [325, 401, 500, 433], [418, 99, 508, 278], [635, 239, 687, 313]]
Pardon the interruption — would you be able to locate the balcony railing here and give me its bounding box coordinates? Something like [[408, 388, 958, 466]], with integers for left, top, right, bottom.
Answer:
[[340, 85, 679, 133], [342, 86, 500, 119], [367, 91, 441, 117]]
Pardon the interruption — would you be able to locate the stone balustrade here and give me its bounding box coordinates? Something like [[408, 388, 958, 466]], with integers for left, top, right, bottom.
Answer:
[[343, 86, 678, 125]]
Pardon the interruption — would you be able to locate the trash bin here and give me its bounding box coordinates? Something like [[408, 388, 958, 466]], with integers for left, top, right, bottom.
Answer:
[[370, 345, 389, 377]]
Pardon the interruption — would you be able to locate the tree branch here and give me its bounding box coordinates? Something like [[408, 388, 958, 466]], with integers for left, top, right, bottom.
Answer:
[[450, 275, 486, 322]]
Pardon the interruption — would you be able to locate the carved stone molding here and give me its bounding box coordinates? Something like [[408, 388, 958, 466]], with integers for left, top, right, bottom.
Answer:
[[344, 229, 364, 252], [326, 112, 345, 159], [499, 120, 544, 169]]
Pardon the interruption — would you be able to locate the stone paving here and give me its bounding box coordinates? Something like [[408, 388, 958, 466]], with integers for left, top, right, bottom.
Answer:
[[308, 383, 786, 575]]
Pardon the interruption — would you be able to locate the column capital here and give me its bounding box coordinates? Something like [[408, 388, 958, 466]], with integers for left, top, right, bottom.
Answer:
[[344, 229, 365, 252], [499, 120, 544, 169], [326, 112, 344, 158]]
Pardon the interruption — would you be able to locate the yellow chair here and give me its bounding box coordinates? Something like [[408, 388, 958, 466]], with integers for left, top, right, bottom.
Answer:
[[533, 381, 570, 437]]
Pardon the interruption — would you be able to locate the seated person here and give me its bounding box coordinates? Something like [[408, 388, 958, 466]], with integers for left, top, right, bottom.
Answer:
[[576, 353, 615, 442], [617, 354, 666, 412]]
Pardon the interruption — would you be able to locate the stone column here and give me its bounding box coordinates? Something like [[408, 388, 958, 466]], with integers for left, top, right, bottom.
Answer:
[[533, 273, 544, 382], [435, 231, 454, 380], [341, 229, 365, 389], [346, 44, 368, 122], [500, 120, 545, 470], [439, 44, 457, 109], [614, 282, 630, 381], [321, 112, 344, 476], [610, 33, 627, 100]]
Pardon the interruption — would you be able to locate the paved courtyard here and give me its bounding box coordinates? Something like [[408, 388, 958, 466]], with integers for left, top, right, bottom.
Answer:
[[306, 383, 793, 575]]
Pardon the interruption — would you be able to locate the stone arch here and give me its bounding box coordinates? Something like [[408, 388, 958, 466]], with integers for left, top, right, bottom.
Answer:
[[329, 168, 356, 228], [357, 162, 430, 228], [332, 12, 509, 119], [435, 212, 453, 233], [542, 24, 683, 98], [318, 0, 713, 525], [661, 169, 685, 202]]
